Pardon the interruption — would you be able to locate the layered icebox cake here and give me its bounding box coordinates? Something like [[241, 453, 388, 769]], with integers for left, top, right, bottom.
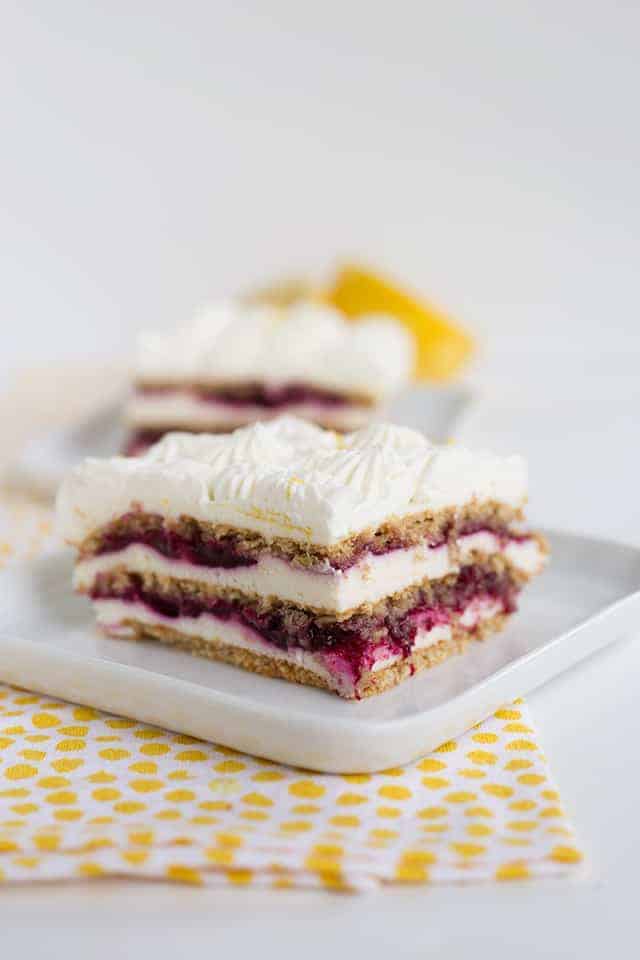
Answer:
[[57, 418, 547, 700], [125, 302, 413, 454]]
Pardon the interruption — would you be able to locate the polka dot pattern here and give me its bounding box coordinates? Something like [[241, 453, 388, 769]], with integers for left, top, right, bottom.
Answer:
[[0, 683, 584, 889], [0, 496, 584, 889]]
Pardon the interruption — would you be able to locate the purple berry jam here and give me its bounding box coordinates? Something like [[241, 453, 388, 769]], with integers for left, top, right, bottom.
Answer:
[[137, 382, 354, 409], [90, 513, 451, 572], [94, 520, 258, 570], [90, 566, 519, 681]]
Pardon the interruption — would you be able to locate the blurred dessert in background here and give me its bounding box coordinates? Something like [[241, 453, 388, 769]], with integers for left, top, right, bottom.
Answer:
[[125, 263, 474, 455], [125, 301, 414, 454]]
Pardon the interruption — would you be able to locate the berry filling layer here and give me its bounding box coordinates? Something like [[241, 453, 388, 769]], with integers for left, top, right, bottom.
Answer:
[[89, 564, 519, 689], [136, 382, 368, 409], [83, 512, 537, 573], [74, 541, 453, 614], [77, 513, 543, 614]]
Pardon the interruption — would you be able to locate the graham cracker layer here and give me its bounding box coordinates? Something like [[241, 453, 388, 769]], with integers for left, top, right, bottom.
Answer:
[[79, 502, 527, 569], [108, 612, 509, 700]]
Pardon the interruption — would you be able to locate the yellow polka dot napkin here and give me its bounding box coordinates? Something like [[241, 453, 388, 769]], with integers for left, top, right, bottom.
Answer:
[[0, 494, 584, 890]]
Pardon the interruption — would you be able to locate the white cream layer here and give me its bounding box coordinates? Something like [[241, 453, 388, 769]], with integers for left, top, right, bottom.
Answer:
[[75, 536, 543, 615], [458, 532, 545, 576], [92, 597, 492, 696], [127, 392, 372, 432], [56, 418, 529, 547]]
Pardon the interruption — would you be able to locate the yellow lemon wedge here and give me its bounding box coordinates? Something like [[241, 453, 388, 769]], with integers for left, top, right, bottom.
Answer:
[[325, 264, 474, 382]]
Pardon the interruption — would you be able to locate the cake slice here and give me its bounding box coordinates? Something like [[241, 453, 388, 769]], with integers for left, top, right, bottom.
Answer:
[[125, 302, 413, 453], [56, 418, 547, 699]]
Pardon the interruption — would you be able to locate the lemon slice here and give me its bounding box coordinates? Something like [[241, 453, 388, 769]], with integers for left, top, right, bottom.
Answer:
[[326, 264, 474, 381]]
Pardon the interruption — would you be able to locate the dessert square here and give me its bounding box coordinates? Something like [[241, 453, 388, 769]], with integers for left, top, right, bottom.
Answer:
[[57, 417, 547, 699], [125, 302, 413, 453]]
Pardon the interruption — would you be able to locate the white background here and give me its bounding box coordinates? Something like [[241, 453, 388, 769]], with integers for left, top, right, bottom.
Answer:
[[1, 1, 639, 956], [3, 1, 639, 377]]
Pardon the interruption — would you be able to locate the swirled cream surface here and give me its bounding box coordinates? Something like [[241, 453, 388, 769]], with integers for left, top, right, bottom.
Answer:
[[57, 417, 528, 547]]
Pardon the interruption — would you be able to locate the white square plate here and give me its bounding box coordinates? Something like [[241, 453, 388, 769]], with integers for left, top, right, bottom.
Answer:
[[0, 530, 638, 772]]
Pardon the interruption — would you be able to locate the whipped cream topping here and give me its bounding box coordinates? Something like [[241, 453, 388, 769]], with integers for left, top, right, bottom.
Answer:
[[57, 417, 528, 547], [135, 302, 413, 401]]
